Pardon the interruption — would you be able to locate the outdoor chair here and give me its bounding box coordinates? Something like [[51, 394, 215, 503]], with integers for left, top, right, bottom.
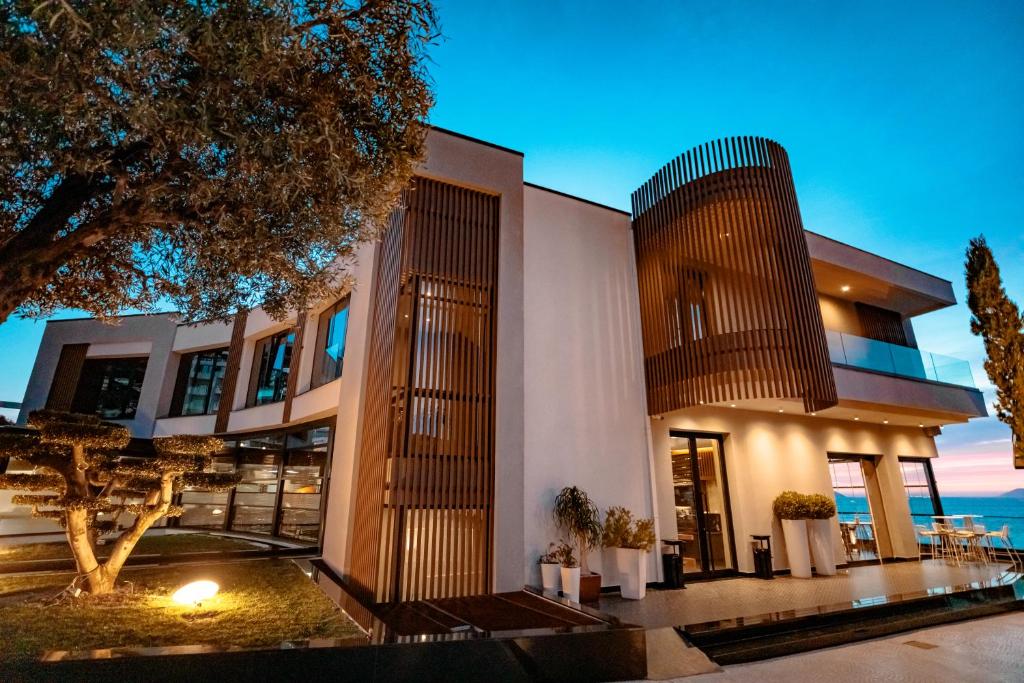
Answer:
[[914, 524, 939, 561], [985, 525, 1023, 569]]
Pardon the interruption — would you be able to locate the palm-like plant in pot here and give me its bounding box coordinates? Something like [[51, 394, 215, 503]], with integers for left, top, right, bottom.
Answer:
[[602, 506, 656, 599], [553, 486, 602, 602]]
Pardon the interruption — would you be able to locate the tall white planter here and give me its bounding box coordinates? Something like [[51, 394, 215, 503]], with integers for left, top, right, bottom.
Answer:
[[614, 548, 648, 600], [808, 518, 837, 576], [540, 562, 560, 592], [781, 518, 812, 578], [561, 566, 581, 602]]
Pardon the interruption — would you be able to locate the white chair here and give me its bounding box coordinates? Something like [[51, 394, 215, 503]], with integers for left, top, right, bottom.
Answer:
[[914, 524, 939, 561], [932, 521, 960, 564], [985, 525, 1022, 569]]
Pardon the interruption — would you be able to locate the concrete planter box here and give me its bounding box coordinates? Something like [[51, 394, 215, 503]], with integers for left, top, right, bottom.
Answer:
[[808, 518, 837, 575], [781, 519, 812, 578], [614, 548, 647, 600]]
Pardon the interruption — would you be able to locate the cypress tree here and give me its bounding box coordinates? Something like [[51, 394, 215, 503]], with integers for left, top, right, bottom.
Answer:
[[965, 236, 1024, 469]]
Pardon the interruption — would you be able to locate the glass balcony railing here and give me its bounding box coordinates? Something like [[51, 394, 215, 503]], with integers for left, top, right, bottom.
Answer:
[[826, 330, 977, 389]]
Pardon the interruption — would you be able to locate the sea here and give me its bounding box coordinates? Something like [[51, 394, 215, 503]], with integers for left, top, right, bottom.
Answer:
[[912, 495, 1024, 544], [837, 492, 1024, 547]]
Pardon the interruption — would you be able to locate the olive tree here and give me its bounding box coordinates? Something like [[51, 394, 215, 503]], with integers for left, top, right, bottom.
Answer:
[[0, 0, 437, 324]]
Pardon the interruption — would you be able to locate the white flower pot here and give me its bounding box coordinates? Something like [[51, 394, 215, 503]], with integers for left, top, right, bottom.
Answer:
[[561, 566, 581, 602], [808, 518, 837, 576], [540, 562, 560, 592], [781, 518, 812, 578], [614, 547, 647, 600]]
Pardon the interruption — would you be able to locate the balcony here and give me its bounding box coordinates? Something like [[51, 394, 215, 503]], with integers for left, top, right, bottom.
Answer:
[[826, 330, 976, 388]]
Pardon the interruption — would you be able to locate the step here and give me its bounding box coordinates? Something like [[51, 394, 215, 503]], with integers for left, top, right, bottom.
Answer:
[[683, 579, 1024, 665]]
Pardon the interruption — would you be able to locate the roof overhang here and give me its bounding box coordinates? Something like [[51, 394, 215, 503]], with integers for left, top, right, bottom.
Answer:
[[805, 230, 956, 317]]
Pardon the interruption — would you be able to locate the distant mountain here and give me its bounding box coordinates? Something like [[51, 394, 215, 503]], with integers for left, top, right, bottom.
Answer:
[[1000, 488, 1024, 499]]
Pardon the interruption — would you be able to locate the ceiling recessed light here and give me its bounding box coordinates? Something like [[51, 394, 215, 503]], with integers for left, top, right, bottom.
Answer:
[[730, 403, 737, 408], [919, 424, 924, 428], [840, 285, 851, 293], [778, 409, 784, 413], [811, 412, 816, 416], [853, 417, 860, 421], [883, 420, 889, 424]]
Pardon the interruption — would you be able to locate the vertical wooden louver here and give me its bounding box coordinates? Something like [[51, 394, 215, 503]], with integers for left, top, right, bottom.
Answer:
[[214, 311, 248, 433], [45, 343, 89, 411], [632, 136, 837, 414], [350, 177, 499, 603], [855, 302, 908, 347]]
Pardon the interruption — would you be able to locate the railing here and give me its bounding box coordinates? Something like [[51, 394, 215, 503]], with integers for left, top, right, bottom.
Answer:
[[826, 330, 976, 389]]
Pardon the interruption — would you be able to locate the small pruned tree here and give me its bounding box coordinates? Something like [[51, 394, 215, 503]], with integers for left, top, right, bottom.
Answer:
[[553, 486, 602, 576], [965, 236, 1024, 469], [0, 0, 438, 324], [0, 411, 239, 594]]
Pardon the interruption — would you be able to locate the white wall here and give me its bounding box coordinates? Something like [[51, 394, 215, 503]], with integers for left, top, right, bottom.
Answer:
[[523, 185, 655, 588], [18, 314, 179, 438], [651, 406, 938, 574]]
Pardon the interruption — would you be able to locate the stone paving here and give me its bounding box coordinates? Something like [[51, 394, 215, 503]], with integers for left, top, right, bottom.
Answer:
[[599, 560, 1011, 628]]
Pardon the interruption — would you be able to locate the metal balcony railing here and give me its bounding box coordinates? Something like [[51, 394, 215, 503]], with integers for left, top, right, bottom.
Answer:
[[826, 330, 977, 389]]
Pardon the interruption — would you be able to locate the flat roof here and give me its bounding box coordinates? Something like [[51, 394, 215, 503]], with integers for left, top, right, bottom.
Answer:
[[523, 182, 631, 217], [427, 125, 524, 157]]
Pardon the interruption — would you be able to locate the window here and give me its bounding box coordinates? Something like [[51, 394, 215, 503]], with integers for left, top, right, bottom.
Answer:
[[899, 457, 943, 528], [312, 297, 350, 388], [247, 330, 295, 406], [171, 348, 228, 416], [70, 357, 149, 420], [175, 424, 331, 545]]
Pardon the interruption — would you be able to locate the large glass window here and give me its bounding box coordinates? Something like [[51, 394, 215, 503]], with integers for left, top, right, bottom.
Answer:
[[899, 458, 943, 529], [829, 455, 880, 562], [174, 423, 331, 545], [171, 348, 228, 416], [71, 357, 148, 420], [248, 330, 294, 406], [312, 297, 350, 388]]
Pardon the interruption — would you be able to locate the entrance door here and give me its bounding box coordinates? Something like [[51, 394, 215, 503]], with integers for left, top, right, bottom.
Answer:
[[669, 432, 736, 576]]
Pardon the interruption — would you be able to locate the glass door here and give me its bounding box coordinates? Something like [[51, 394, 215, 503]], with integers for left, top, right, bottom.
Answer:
[[669, 432, 735, 576]]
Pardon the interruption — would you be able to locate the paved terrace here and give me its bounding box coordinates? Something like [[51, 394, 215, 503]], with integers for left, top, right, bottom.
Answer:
[[598, 560, 1013, 629]]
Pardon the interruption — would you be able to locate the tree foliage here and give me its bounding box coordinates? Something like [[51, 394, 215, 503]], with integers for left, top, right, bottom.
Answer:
[[0, 410, 240, 594], [965, 236, 1024, 468], [0, 0, 437, 324]]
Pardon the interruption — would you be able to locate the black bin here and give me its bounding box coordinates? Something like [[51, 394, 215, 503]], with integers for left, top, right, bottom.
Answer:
[[751, 534, 773, 580], [661, 539, 686, 589]]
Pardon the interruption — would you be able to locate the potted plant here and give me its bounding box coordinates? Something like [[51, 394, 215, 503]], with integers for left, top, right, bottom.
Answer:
[[539, 542, 561, 592], [553, 486, 603, 602], [773, 491, 812, 578], [554, 541, 580, 602], [805, 493, 838, 575], [602, 506, 656, 600]]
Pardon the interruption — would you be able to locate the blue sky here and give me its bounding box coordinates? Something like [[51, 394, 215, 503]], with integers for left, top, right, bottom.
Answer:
[[1, 1, 1022, 493]]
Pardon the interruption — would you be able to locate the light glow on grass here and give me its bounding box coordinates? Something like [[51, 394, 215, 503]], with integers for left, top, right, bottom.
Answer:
[[172, 580, 219, 606]]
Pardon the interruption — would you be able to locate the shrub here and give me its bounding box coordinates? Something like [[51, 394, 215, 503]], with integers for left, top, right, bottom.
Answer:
[[554, 541, 578, 569], [805, 494, 837, 520], [602, 506, 656, 551], [772, 491, 809, 520], [538, 542, 559, 564]]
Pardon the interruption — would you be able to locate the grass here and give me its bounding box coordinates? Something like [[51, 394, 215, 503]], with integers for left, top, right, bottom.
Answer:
[[0, 559, 364, 660], [0, 532, 261, 563]]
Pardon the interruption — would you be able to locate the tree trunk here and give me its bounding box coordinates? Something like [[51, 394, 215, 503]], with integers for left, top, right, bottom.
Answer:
[[94, 473, 174, 592], [64, 444, 108, 594]]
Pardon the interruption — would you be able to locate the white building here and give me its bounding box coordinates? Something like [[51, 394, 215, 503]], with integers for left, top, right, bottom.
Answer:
[[7, 128, 986, 603]]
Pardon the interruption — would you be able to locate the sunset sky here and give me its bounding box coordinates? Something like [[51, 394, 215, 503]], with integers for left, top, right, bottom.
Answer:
[[1, 1, 1022, 496]]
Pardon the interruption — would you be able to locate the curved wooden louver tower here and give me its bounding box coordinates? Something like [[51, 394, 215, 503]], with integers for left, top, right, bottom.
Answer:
[[631, 136, 837, 415], [350, 177, 498, 603]]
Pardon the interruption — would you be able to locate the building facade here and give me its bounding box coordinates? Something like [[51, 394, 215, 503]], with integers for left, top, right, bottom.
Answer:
[[7, 128, 987, 602]]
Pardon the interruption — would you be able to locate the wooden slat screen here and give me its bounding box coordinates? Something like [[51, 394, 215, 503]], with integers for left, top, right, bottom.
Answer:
[[855, 302, 908, 347], [350, 177, 499, 603], [45, 343, 89, 411], [214, 310, 248, 433], [632, 136, 838, 414]]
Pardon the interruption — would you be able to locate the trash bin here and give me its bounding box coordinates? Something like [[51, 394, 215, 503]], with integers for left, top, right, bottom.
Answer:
[[751, 534, 773, 580], [661, 539, 686, 589]]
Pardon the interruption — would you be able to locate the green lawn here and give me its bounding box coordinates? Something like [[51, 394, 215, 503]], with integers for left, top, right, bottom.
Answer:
[[0, 559, 365, 660], [0, 532, 261, 563]]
